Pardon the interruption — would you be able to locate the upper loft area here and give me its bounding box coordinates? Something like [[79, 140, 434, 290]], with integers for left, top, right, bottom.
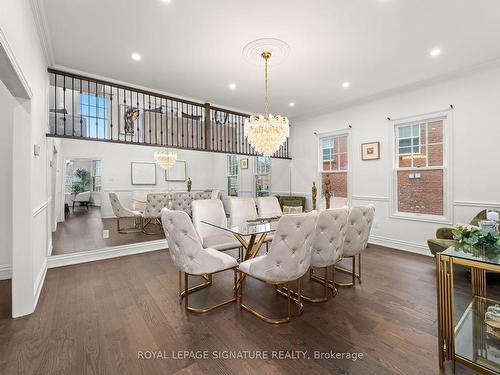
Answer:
[[47, 69, 291, 159]]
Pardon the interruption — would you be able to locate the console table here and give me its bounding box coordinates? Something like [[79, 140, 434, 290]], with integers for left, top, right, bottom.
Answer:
[[437, 244, 500, 374]]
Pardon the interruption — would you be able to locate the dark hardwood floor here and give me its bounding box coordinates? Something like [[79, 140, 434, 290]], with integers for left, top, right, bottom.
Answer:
[[52, 206, 165, 255], [0, 245, 498, 375]]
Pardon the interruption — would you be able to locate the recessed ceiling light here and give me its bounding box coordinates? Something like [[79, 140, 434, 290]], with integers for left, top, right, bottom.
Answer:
[[162, 0, 172, 3], [131, 53, 142, 61], [430, 48, 441, 57], [228, 83, 237, 90], [342, 81, 350, 88], [289, 102, 295, 107]]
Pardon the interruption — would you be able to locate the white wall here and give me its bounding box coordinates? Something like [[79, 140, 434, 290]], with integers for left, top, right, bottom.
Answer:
[[59, 138, 292, 217], [0, 81, 14, 279], [291, 65, 500, 255], [0, 0, 51, 316]]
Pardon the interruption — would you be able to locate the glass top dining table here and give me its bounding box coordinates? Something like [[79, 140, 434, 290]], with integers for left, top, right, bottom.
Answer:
[[201, 217, 280, 290]]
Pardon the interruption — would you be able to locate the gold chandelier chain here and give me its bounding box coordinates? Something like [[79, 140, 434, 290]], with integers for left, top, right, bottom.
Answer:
[[262, 51, 271, 117]]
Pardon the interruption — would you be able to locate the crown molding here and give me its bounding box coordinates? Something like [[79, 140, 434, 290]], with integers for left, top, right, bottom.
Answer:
[[291, 57, 500, 123], [30, 0, 55, 66]]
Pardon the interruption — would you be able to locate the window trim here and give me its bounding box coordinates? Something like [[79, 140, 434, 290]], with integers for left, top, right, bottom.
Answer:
[[254, 156, 271, 197], [226, 155, 239, 197], [389, 110, 453, 224]]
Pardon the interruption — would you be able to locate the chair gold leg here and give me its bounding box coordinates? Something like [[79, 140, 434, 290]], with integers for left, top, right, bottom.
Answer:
[[117, 217, 142, 234], [240, 278, 292, 324], [281, 267, 330, 303], [334, 256, 362, 287], [183, 271, 237, 314], [308, 266, 338, 298]]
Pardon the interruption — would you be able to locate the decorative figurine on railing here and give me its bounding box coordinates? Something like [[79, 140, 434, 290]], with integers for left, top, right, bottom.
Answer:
[[312, 181, 317, 210], [187, 177, 192, 192], [124, 107, 140, 134], [324, 177, 332, 209]]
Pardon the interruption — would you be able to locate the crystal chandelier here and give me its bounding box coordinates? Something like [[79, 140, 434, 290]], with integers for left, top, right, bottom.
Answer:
[[154, 149, 177, 169], [244, 51, 289, 156]]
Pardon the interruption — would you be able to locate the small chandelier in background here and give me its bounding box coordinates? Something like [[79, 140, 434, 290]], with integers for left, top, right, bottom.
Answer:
[[244, 51, 289, 156], [154, 149, 177, 169]]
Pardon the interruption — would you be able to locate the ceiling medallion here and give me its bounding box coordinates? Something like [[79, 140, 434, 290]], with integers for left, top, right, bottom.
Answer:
[[244, 50, 289, 156]]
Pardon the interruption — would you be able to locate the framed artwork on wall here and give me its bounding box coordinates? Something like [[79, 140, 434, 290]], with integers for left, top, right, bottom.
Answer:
[[131, 162, 157, 185], [240, 158, 248, 169], [361, 141, 380, 160], [165, 160, 187, 181]]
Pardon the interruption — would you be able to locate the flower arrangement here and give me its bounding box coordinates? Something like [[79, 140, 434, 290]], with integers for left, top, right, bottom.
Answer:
[[452, 225, 500, 249]]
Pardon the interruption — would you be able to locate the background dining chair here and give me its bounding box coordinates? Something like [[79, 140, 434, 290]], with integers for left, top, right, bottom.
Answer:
[[108, 193, 142, 233], [161, 209, 238, 313], [238, 211, 317, 324], [142, 193, 169, 234], [306, 207, 348, 301], [228, 197, 258, 227], [335, 204, 375, 287], [256, 196, 282, 218], [192, 199, 241, 254], [171, 192, 194, 216]]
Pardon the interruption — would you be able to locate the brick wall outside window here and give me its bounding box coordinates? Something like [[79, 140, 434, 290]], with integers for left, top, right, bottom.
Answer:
[[320, 134, 348, 199], [394, 118, 446, 217]]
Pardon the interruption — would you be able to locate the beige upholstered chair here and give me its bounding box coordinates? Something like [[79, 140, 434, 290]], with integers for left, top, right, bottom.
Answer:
[[256, 196, 282, 218], [335, 205, 375, 287], [142, 193, 169, 234], [192, 199, 241, 253], [73, 191, 91, 211], [161, 208, 238, 313], [238, 211, 317, 324], [108, 193, 142, 233], [307, 207, 348, 301], [228, 197, 258, 227]]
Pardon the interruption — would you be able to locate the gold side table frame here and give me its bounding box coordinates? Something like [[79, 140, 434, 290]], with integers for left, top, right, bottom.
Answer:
[[437, 252, 497, 374]]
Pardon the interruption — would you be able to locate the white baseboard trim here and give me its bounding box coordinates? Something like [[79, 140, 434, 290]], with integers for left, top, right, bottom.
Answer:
[[369, 235, 432, 257], [47, 239, 168, 269], [0, 264, 12, 280], [33, 258, 47, 310]]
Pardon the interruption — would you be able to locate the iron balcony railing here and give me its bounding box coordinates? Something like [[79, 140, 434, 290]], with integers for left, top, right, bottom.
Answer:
[[47, 68, 290, 159]]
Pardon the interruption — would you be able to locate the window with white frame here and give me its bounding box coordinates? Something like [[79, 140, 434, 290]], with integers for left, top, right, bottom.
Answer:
[[255, 156, 271, 197], [80, 93, 108, 139], [320, 134, 348, 198], [227, 155, 238, 196], [392, 113, 449, 219], [92, 160, 102, 192]]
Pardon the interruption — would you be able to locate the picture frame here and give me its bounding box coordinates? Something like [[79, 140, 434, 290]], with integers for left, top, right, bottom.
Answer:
[[240, 158, 248, 169], [165, 160, 187, 181], [361, 141, 380, 160], [131, 162, 157, 185]]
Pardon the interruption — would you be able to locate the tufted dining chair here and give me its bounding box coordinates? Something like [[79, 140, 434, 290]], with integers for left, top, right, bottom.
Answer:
[[109, 193, 143, 233], [192, 199, 241, 254], [335, 205, 375, 287], [238, 211, 317, 324], [305, 207, 348, 301], [142, 193, 169, 234], [228, 197, 258, 228], [171, 192, 194, 216], [161, 208, 238, 313], [256, 196, 282, 219]]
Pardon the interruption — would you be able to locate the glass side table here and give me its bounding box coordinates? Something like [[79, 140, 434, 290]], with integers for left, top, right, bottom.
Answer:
[[437, 244, 500, 374]]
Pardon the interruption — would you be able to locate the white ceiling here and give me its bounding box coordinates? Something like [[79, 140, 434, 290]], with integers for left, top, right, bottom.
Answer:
[[42, 0, 500, 119]]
